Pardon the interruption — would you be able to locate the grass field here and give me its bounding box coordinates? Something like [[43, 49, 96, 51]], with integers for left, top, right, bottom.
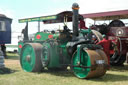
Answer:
[[6, 45, 18, 48], [0, 53, 128, 85]]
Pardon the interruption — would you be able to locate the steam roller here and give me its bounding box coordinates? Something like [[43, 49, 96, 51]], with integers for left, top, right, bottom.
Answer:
[[18, 3, 109, 79]]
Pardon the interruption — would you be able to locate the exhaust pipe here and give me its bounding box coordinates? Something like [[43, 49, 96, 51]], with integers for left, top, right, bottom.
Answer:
[[72, 3, 79, 37]]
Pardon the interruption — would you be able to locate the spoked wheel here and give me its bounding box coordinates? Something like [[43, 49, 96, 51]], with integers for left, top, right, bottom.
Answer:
[[110, 40, 126, 66], [20, 43, 43, 72], [110, 38, 126, 66], [91, 30, 103, 44], [110, 54, 126, 66], [92, 30, 126, 66]]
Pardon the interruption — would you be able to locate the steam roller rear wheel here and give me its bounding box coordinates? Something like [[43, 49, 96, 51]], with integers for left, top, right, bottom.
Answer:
[[71, 49, 108, 79], [20, 43, 43, 72]]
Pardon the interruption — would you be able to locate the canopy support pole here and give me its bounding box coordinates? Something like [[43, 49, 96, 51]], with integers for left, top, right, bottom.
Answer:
[[38, 21, 40, 32]]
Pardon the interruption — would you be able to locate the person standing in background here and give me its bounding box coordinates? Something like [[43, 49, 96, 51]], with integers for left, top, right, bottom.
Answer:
[[1, 44, 7, 59]]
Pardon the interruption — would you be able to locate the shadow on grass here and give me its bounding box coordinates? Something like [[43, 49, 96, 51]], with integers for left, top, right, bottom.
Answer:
[[38, 69, 75, 78], [6, 56, 19, 60], [87, 65, 128, 81], [37, 69, 128, 81], [0, 67, 18, 74], [35, 65, 128, 80], [110, 64, 128, 72], [6, 52, 19, 60], [90, 73, 128, 82]]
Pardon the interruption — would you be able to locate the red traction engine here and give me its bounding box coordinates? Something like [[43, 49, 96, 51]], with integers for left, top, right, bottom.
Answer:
[[90, 20, 128, 66]]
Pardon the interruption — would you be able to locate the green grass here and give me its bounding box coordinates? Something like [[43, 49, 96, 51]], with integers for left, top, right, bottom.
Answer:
[[6, 45, 18, 48], [0, 53, 128, 85], [6, 52, 19, 60]]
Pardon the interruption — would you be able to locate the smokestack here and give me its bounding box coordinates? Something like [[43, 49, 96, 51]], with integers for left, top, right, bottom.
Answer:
[[72, 3, 79, 36]]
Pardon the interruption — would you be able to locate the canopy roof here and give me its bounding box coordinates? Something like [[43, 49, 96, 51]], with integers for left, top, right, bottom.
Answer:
[[0, 14, 12, 20], [81, 9, 128, 20], [0, 14, 6, 17], [43, 11, 73, 24], [19, 11, 82, 24]]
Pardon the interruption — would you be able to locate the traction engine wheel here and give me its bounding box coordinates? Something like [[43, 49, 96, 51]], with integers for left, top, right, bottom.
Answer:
[[91, 30, 103, 43], [20, 43, 43, 72], [92, 30, 126, 66], [110, 38, 126, 66], [110, 54, 126, 66]]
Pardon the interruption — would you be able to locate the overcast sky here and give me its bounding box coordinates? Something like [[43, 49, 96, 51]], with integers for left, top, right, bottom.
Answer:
[[1, 0, 128, 32], [0, 0, 128, 44]]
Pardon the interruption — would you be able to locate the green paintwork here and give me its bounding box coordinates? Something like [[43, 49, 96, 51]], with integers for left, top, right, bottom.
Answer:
[[34, 32, 51, 41], [79, 29, 93, 41], [59, 43, 71, 64], [42, 42, 61, 68], [53, 33, 60, 39], [18, 41, 24, 54], [19, 16, 57, 23], [77, 45, 81, 63], [41, 43, 50, 67], [41, 41, 70, 68], [80, 29, 91, 34], [72, 49, 91, 79], [20, 44, 36, 72]]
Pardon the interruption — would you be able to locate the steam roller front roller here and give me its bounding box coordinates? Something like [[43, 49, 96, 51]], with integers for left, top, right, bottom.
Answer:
[[71, 49, 109, 79], [20, 43, 43, 72]]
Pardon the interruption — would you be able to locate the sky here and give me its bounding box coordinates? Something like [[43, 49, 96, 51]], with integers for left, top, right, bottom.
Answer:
[[0, 0, 128, 44]]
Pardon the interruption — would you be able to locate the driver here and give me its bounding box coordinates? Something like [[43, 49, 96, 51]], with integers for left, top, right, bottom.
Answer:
[[79, 16, 88, 29]]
